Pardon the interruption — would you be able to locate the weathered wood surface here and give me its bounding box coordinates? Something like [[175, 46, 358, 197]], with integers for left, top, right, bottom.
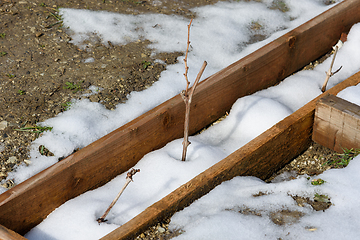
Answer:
[[0, 0, 360, 237], [313, 94, 360, 153], [101, 71, 360, 240], [0, 224, 27, 240]]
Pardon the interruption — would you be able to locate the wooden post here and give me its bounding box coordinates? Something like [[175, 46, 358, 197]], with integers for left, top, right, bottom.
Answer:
[[313, 94, 360, 153]]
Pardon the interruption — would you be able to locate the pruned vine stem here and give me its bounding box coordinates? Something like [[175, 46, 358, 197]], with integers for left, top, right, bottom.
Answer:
[[181, 19, 207, 161], [97, 168, 140, 223]]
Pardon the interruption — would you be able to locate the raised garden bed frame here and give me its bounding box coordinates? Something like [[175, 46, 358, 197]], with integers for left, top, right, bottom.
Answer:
[[1, 0, 360, 239], [313, 94, 360, 153]]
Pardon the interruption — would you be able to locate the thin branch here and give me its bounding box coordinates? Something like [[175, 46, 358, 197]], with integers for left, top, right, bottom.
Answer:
[[97, 168, 140, 223], [189, 61, 207, 104], [321, 45, 340, 92], [181, 19, 207, 162], [321, 33, 347, 92], [181, 61, 207, 162], [183, 19, 193, 93]]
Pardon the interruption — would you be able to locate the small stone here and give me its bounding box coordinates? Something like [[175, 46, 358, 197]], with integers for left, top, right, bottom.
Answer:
[[84, 57, 95, 63], [305, 226, 317, 231], [139, 233, 145, 238], [89, 95, 100, 102], [7, 156, 17, 164], [0, 121, 7, 130], [23, 159, 31, 165], [157, 226, 165, 233], [35, 32, 44, 38]]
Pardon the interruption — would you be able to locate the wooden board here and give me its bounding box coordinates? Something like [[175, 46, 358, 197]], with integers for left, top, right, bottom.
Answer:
[[0, 0, 360, 237], [101, 71, 360, 240], [313, 94, 360, 153], [0, 225, 27, 240]]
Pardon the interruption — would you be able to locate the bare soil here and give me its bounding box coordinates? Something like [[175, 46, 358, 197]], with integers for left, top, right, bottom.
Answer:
[[0, 0, 227, 186]]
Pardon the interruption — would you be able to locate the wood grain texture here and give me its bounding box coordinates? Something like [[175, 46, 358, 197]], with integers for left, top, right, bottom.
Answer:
[[1, 0, 360, 237], [102, 71, 360, 240], [0, 224, 27, 240], [313, 94, 360, 153]]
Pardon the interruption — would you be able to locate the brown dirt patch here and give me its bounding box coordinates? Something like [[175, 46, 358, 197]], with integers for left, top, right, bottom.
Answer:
[[0, 0, 226, 185]]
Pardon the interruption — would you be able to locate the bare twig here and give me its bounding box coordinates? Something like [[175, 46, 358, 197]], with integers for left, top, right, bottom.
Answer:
[[321, 33, 347, 92], [183, 19, 192, 93], [181, 19, 207, 161], [97, 168, 140, 223], [181, 61, 207, 161], [321, 46, 341, 92]]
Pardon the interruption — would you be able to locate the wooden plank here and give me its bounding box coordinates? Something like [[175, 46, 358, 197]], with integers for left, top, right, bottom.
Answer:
[[0, 224, 27, 240], [1, 0, 360, 236], [313, 94, 360, 153], [102, 71, 360, 240]]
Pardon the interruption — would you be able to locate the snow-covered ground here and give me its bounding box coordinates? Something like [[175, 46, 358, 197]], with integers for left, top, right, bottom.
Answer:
[[2, 0, 360, 239], [169, 154, 360, 240], [1, 0, 348, 187]]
